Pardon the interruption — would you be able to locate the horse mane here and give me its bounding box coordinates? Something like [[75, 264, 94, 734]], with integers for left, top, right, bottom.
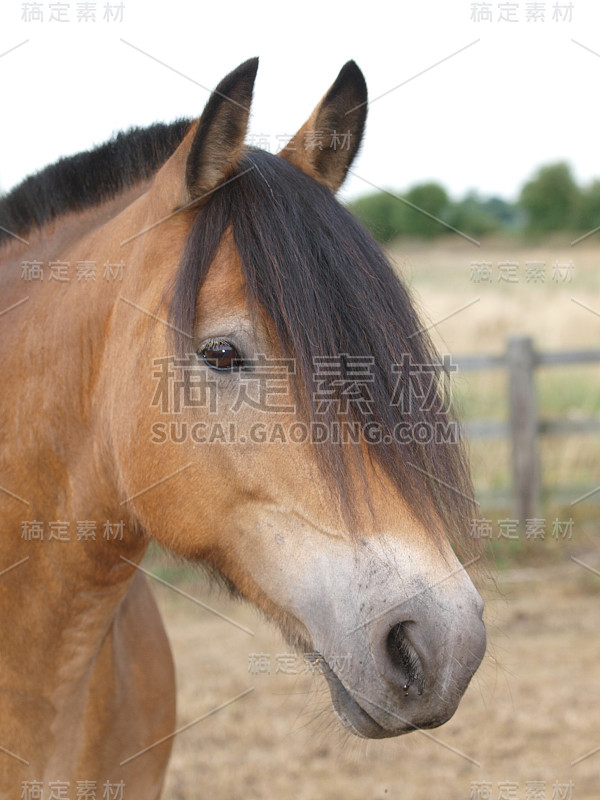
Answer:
[[170, 149, 478, 554], [0, 123, 476, 553], [0, 119, 191, 244]]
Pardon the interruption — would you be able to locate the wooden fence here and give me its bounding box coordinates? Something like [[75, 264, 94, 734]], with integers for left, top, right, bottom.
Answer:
[[453, 336, 600, 520]]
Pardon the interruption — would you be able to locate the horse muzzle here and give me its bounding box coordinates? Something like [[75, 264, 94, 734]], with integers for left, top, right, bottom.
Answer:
[[320, 589, 486, 738]]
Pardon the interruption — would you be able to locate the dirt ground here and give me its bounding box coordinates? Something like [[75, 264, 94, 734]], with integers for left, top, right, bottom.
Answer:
[[153, 558, 600, 800]]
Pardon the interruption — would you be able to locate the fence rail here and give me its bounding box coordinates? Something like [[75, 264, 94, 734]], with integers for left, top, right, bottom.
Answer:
[[453, 336, 600, 520]]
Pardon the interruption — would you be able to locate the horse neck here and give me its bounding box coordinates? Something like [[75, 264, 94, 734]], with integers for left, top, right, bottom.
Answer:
[[0, 184, 154, 680]]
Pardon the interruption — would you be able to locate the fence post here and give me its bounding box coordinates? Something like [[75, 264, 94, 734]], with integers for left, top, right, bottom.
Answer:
[[507, 336, 540, 524]]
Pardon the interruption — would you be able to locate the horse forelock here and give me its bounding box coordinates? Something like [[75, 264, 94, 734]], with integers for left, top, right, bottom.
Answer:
[[169, 148, 479, 557]]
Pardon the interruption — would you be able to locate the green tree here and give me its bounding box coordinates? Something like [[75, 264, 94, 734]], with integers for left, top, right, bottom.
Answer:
[[482, 196, 523, 229], [575, 179, 600, 232], [403, 183, 449, 237], [519, 162, 580, 232], [347, 191, 405, 242], [446, 191, 500, 236], [348, 182, 450, 241]]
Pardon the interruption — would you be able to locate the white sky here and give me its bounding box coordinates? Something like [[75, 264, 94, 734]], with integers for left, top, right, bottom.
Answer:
[[1, 0, 599, 203]]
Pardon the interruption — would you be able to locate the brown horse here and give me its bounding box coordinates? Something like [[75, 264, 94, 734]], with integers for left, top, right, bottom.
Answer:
[[0, 59, 485, 798]]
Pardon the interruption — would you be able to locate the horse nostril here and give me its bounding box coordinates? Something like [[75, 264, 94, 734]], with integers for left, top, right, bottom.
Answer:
[[385, 622, 424, 696]]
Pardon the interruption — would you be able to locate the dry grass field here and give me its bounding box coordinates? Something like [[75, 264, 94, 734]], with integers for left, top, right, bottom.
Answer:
[[388, 235, 600, 354], [388, 236, 600, 504], [149, 236, 599, 799]]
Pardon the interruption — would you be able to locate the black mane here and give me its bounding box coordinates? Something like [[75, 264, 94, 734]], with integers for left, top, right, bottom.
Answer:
[[1, 124, 476, 549], [0, 120, 191, 244]]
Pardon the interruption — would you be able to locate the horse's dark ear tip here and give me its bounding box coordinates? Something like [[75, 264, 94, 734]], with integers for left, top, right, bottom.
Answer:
[[340, 60, 366, 88], [240, 56, 259, 78], [210, 58, 258, 111], [342, 59, 362, 75], [221, 57, 259, 91], [332, 61, 367, 109]]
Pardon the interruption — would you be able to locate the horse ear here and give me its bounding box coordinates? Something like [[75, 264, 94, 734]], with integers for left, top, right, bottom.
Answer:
[[185, 57, 258, 201], [154, 58, 258, 209], [278, 61, 367, 193]]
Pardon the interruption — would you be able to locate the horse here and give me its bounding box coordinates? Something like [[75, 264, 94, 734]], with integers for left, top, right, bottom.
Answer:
[[0, 58, 486, 798]]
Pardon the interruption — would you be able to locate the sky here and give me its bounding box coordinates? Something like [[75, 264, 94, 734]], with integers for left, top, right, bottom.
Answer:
[[1, 0, 599, 204]]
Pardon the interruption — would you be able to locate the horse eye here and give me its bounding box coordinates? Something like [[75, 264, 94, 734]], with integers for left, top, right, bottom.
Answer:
[[199, 340, 243, 371]]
